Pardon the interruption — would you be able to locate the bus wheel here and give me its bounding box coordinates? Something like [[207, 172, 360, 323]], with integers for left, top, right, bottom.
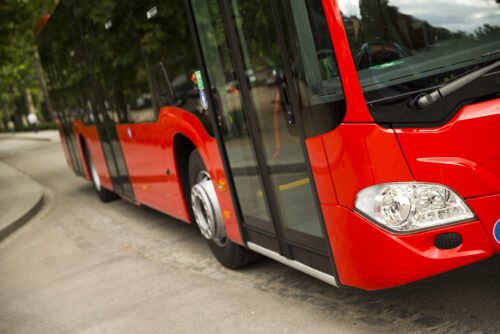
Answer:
[[84, 144, 117, 203], [188, 149, 260, 269]]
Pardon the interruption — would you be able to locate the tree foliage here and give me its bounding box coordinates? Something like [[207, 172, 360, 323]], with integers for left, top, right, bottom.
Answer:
[[0, 0, 55, 107]]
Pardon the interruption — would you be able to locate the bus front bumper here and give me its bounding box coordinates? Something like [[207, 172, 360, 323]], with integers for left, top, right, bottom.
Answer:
[[323, 192, 500, 290]]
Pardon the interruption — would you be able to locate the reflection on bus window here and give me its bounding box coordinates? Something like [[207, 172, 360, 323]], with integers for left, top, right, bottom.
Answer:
[[355, 41, 411, 70], [338, 0, 500, 101]]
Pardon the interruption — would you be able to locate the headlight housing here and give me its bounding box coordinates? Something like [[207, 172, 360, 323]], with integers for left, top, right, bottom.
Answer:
[[355, 183, 475, 233]]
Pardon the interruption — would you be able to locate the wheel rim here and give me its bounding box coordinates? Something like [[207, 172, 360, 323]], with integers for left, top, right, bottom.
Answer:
[[191, 171, 227, 247], [89, 159, 101, 192]]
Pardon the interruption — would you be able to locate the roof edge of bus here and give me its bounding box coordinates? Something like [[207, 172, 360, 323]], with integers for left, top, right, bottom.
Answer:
[[33, 1, 61, 39], [34, 15, 50, 38]]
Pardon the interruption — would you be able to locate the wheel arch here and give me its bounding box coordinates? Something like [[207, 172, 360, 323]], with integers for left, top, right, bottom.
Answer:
[[76, 130, 91, 181], [167, 107, 244, 244], [173, 133, 196, 223]]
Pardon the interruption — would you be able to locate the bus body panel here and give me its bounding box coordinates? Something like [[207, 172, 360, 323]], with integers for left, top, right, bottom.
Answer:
[[395, 99, 500, 199], [317, 4, 500, 288], [305, 136, 338, 206], [115, 110, 188, 222], [114, 106, 244, 245], [319, 118, 500, 289], [321, 0, 373, 123], [73, 122, 114, 191], [395, 99, 500, 252], [36, 0, 500, 290], [321, 123, 413, 208], [468, 194, 500, 253], [323, 204, 493, 290]]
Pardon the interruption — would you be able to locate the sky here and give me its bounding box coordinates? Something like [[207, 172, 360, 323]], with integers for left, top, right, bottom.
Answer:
[[338, 0, 500, 33]]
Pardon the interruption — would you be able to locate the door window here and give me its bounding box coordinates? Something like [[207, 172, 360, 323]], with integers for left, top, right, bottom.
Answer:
[[192, 0, 339, 271], [230, 0, 326, 238], [192, 0, 273, 225]]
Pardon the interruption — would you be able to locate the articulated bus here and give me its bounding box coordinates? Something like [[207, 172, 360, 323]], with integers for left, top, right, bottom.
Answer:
[[35, 0, 500, 290]]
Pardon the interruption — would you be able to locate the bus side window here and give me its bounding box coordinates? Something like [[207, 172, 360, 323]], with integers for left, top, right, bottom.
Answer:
[[140, 0, 214, 135], [151, 62, 175, 107], [269, 0, 346, 138], [87, 2, 156, 125]]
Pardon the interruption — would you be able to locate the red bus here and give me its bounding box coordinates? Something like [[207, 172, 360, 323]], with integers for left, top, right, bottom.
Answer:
[[35, 0, 500, 290]]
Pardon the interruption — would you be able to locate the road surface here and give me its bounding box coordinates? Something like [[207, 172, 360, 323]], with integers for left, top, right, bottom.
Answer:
[[1, 131, 499, 333]]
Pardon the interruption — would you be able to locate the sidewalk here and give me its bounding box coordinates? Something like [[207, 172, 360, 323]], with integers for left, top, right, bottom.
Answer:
[[0, 129, 59, 142], [0, 130, 60, 159], [0, 161, 43, 241]]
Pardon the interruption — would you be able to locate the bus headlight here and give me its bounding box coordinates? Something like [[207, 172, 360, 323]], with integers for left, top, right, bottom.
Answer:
[[355, 183, 474, 233]]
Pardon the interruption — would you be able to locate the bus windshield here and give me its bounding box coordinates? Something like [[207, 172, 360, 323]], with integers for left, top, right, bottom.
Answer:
[[339, 0, 500, 102]]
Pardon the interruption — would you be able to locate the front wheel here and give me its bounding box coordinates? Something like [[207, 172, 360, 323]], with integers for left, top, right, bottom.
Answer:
[[188, 150, 260, 269]]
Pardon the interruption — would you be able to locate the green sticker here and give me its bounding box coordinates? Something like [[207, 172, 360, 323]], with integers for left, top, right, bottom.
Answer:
[[195, 71, 204, 90], [370, 60, 404, 70]]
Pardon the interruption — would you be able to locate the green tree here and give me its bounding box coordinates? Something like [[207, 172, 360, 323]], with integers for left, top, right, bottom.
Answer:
[[0, 0, 56, 129]]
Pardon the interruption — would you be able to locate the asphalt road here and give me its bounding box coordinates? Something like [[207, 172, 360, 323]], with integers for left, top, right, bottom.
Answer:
[[1, 133, 500, 333]]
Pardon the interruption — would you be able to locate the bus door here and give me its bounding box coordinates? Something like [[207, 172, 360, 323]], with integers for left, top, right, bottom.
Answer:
[[96, 117, 135, 201], [61, 123, 85, 176], [50, 67, 85, 177], [190, 0, 342, 279]]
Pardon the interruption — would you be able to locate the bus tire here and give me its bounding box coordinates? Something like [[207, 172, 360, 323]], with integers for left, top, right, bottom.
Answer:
[[83, 142, 117, 203], [188, 149, 260, 269]]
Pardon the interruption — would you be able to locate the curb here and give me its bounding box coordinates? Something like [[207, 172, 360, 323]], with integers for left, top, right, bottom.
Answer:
[[0, 191, 44, 242], [0, 136, 52, 142]]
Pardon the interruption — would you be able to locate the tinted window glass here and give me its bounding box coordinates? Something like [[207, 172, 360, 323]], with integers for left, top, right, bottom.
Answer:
[[301, 0, 343, 99], [339, 0, 500, 102], [229, 0, 332, 238], [90, 2, 154, 124], [39, 3, 85, 124], [192, 0, 271, 223], [276, 0, 345, 136], [39, 0, 223, 135], [73, 0, 101, 124], [140, 0, 213, 134]]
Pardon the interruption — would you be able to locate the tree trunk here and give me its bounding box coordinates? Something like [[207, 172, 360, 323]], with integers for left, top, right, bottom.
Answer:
[[13, 99, 25, 128], [34, 53, 53, 121], [1, 103, 9, 130], [25, 88, 36, 114]]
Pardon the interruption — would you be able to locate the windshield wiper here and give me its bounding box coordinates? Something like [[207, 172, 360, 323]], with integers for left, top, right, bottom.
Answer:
[[482, 49, 500, 58], [411, 59, 500, 110]]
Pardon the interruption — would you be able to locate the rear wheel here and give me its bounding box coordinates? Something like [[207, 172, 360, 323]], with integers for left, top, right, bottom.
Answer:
[[83, 142, 117, 203], [188, 149, 260, 269]]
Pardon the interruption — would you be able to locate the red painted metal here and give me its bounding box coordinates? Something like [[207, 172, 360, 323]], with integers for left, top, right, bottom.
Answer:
[[321, 123, 414, 208], [321, 0, 372, 123], [34, 15, 50, 37], [113, 106, 244, 245], [305, 136, 338, 206], [467, 194, 500, 253], [313, 0, 500, 290], [314, 116, 499, 289], [395, 99, 500, 199], [73, 121, 113, 191], [115, 111, 188, 221], [323, 204, 494, 290], [70, 107, 243, 245], [49, 0, 500, 290]]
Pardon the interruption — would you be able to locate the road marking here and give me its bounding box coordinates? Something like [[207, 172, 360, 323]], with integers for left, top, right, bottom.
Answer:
[[257, 177, 310, 197], [278, 177, 309, 191]]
